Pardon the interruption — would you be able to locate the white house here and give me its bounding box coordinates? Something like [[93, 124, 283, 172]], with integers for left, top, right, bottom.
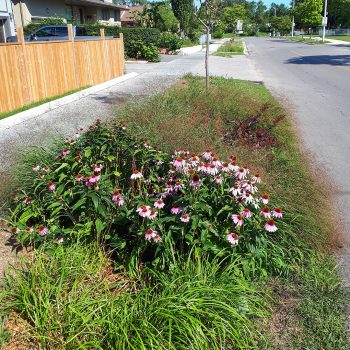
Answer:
[[0, 0, 15, 42]]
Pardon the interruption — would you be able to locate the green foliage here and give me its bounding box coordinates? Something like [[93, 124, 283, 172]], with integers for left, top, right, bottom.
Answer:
[[293, 0, 323, 29], [214, 40, 244, 55], [328, 0, 350, 28], [159, 32, 183, 51], [23, 17, 65, 35], [213, 27, 224, 38], [170, 0, 194, 36], [222, 4, 248, 32], [0, 243, 268, 349], [270, 16, 291, 35], [153, 2, 179, 32], [127, 39, 160, 61]]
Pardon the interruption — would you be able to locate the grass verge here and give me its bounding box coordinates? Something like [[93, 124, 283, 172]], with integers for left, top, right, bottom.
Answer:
[[0, 86, 90, 121], [0, 75, 348, 349], [213, 40, 244, 57], [326, 35, 350, 42], [288, 36, 328, 44]]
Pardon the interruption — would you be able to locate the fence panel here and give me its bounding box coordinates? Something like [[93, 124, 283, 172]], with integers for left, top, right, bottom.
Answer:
[[0, 26, 124, 114]]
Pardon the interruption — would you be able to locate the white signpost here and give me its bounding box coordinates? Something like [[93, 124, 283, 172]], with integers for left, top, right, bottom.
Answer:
[[236, 19, 243, 33], [322, 0, 328, 42]]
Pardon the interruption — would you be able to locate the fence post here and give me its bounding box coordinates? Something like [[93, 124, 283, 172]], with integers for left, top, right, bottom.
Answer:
[[100, 28, 105, 39], [67, 24, 73, 41], [17, 27, 25, 45], [119, 32, 124, 74]]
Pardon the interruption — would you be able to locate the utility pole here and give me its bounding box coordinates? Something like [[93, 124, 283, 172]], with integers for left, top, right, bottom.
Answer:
[[322, 0, 328, 42], [291, 0, 295, 37]]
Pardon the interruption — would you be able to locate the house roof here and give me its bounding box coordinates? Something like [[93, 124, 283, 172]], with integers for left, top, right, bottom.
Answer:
[[120, 6, 144, 22], [65, 0, 128, 10]]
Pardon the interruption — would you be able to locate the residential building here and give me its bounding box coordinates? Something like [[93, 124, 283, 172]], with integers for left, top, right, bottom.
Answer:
[[0, 0, 15, 42], [120, 5, 143, 28], [12, 0, 128, 27]]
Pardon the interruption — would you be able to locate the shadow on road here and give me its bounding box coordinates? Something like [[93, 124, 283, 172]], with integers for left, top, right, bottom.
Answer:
[[285, 55, 350, 66]]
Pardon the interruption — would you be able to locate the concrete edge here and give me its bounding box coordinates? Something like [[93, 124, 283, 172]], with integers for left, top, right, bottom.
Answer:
[[0, 72, 139, 131], [243, 41, 248, 55]]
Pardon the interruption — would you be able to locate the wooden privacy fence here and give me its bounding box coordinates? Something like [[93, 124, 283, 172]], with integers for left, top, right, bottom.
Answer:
[[0, 25, 124, 114]]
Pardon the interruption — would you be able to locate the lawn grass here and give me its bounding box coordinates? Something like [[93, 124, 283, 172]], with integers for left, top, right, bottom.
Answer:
[[213, 40, 244, 57], [0, 86, 90, 121], [326, 35, 350, 42], [288, 36, 328, 44], [0, 76, 348, 349], [115, 75, 348, 349]]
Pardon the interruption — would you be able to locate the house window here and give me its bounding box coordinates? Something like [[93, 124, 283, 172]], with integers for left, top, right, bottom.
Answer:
[[65, 6, 73, 22], [102, 9, 110, 21], [114, 10, 120, 22]]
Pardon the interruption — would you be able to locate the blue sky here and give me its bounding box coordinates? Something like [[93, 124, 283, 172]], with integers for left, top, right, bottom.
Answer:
[[263, 0, 290, 6]]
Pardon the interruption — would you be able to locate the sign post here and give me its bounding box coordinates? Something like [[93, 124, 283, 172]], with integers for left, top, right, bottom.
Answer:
[[322, 0, 328, 42]]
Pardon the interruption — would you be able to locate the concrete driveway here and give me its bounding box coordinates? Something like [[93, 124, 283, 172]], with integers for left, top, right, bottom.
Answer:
[[245, 37, 350, 284]]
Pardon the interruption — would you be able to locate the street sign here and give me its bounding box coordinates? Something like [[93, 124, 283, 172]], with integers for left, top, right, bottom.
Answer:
[[322, 16, 328, 26], [236, 20, 243, 31]]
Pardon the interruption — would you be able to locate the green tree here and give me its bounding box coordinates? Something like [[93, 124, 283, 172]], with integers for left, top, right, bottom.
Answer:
[[170, 0, 194, 36], [270, 15, 291, 35], [155, 2, 179, 32], [222, 4, 248, 32], [293, 0, 322, 34], [328, 0, 350, 27]]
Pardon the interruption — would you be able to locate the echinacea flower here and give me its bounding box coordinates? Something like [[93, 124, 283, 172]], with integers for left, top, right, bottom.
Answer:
[[145, 229, 161, 242], [227, 232, 239, 245], [190, 174, 201, 188], [42, 166, 49, 173], [38, 225, 48, 236], [252, 173, 261, 183], [221, 162, 230, 173], [260, 194, 270, 204], [241, 208, 252, 218], [62, 149, 70, 156], [230, 185, 241, 196], [25, 226, 34, 233], [22, 197, 31, 205], [215, 176, 223, 184], [265, 219, 278, 232], [235, 168, 246, 180], [32, 165, 40, 171], [94, 164, 104, 172], [11, 227, 20, 234], [202, 151, 212, 161], [272, 208, 283, 218], [137, 205, 151, 218], [112, 191, 121, 202], [76, 174, 84, 182], [180, 213, 190, 223], [171, 204, 183, 215], [260, 206, 271, 219], [131, 170, 143, 180], [116, 197, 125, 206], [48, 181, 56, 191], [173, 157, 186, 168], [232, 214, 244, 226], [153, 234, 161, 243], [148, 208, 158, 220], [154, 199, 165, 209]]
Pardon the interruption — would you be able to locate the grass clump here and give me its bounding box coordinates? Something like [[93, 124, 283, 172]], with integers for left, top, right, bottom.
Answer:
[[213, 40, 244, 57], [0, 244, 268, 349]]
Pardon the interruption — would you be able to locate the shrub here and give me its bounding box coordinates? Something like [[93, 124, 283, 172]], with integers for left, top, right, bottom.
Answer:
[[8, 118, 293, 276], [159, 32, 183, 51], [126, 39, 159, 61], [213, 28, 224, 39]]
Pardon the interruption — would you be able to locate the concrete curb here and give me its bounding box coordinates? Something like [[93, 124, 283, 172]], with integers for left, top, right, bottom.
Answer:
[[243, 41, 248, 55], [0, 72, 139, 131], [179, 45, 203, 55]]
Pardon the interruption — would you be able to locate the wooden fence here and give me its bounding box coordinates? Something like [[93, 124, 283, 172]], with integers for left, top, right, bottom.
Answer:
[[0, 25, 124, 114]]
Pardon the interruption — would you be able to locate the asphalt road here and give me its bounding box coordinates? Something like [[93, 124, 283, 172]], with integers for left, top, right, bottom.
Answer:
[[245, 38, 350, 284]]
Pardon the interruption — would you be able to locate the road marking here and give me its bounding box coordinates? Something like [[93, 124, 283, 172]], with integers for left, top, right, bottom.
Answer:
[[290, 50, 303, 57]]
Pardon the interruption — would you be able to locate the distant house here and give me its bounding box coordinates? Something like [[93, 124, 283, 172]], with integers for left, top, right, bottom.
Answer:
[[0, 0, 16, 42], [12, 0, 128, 27], [120, 5, 144, 28]]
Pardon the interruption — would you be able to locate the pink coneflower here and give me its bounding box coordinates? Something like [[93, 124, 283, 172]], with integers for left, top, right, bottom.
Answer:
[[131, 170, 143, 180], [112, 191, 121, 202], [153, 234, 161, 243], [260, 206, 271, 219], [137, 205, 151, 218], [190, 174, 201, 189], [11, 227, 20, 234], [243, 192, 255, 204], [209, 164, 218, 175], [22, 197, 31, 205], [145, 228, 156, 240], [116, 197, 125, 206], [174, 181, 182, 191], [215, 176, 223, 184], [227, 232, 239, 245], [173, 157, 186, 168], [230, 185, 241, 196], [265, 219, 278, 232], [148, 208, 158, 220], [38, 225, 48, 236], [85, 177, 94, 187], [221, 162, 230, 173], [171, 204, 183, 215], [32, 165, 40, 171], [47, 181, 56, 191], [232, 214, 244, 226], [76, 174, 84, 182], [202, 151, 212, 161], [235, 168, 246, 180], [42, 167, 49, 173], [241, 208, 252, 218], [252, 173, 261, 183], [180, 213, 190, 223], [94, 164, 103, 172], [260, 194, 270, 204], [91, 174, 100, 182], [272, 208, 283, 218], [243, 165, 250, 175], [229, 160, 239, 172], [62, 149, 70, 156], [154, 199, 165, 209], [25, 226, 34, 233]]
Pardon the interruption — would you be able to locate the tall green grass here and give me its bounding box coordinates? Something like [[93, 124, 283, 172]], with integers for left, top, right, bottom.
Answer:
[[0, 243, 268, 349]]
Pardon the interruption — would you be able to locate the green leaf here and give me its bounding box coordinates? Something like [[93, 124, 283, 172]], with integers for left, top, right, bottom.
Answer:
[[54, 163, 69, 173], [95, 219, 105, 235]]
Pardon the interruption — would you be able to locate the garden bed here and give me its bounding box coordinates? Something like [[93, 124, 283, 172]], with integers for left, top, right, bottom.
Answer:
[[0, 76, 348, 349]]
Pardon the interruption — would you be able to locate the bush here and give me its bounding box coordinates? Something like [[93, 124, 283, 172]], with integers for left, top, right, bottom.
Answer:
[[159, 32, 183, 51], [126, 39, 159, 61], [213, 28, 224, 39], [8, 118, 292, 276]]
